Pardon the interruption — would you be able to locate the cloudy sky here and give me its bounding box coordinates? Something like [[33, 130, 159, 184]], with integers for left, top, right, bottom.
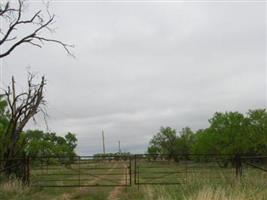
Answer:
[[1, 0, 266, 155]]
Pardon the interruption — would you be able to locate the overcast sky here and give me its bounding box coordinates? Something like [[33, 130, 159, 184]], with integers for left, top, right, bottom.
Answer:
[[1, 0, 266, 155]]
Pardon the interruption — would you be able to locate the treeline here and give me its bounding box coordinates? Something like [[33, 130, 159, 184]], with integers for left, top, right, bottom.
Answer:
[[22, 130, 77, 158], [0, 129, 78, 159], [148, 109, 267, 157], [0, 97, 77, 159], [93, 152, 131, 160]]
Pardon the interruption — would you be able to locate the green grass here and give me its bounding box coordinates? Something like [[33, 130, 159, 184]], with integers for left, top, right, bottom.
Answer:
[[1, 160, 267, 200], [119, 160, 267, 200]]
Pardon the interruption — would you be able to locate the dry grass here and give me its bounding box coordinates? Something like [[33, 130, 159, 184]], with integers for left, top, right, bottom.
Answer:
[[0, 179, 29, 194], [185, 187, 246, 200], [1, 163, 267, 200], [156, 187, 172, 200], [144, 185, 154, 199], [55, 193, 72, 200]]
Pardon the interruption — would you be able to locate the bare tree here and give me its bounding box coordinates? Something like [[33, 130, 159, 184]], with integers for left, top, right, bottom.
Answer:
[[0, 0, 73, 58], [0, 0, 73, 179], [2, 74, 46, 175]]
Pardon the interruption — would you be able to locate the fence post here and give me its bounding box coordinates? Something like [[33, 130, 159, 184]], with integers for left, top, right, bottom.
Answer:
[[125, 165, 127, 191], [137, 166, 140, 191], [235, 154, 242, 180], [185, 158, 188, 184], [46, 158, 48, 174], [129, 157, 131, 186], [41, 157, 43, 174], [78, 156, 81, 187], [20, 154, 29, 186], [26, 156, 30, 186], [134, 155, 136, 185], [22, 155, 26, 184]]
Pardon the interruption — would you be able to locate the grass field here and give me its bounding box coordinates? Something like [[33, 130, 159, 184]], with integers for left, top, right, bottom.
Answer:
[[1, 158, 267, 200]]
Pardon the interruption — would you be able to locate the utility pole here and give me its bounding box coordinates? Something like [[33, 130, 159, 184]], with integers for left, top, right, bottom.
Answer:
[[102, 130, 106, 155], [118, 140, 121, 154]]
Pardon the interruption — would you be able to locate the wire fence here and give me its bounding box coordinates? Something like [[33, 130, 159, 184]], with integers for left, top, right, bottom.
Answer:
[[0, 154, 267, 187], [134, 154, 267, 186]]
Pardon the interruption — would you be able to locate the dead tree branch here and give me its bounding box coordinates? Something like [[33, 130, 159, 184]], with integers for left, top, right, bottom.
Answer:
[[3, 74, 46, 163], [0, 0, 74, 59]]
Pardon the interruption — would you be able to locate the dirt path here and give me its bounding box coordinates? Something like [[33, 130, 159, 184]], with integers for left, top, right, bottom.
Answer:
[[54, 163, 118, 200], [107, 165, 128, 200]]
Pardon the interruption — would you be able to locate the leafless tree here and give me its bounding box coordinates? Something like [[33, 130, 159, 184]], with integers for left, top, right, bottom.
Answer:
[[0, 0, 73, 178], [0, 0, 73, 58], [2, 74, 46, 175]]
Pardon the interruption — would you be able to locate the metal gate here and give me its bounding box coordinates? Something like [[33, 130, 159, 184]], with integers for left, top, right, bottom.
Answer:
[[134, 154, 182, 185], [2, 154, 266, 187], [30, 155, 131, 187], [133, 154, 239, 186], [241, 155, 267, 174]]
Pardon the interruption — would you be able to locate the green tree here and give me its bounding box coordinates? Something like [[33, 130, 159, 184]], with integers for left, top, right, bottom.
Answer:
[[65, 132, 78, 152], [148, 127, 177, 158], [22, 130, 77, 162], [176, 127, 194, 155], [192, 128, 220, 155], [191, 109, 267, 163], [207, 111, 247, 155], [245, 109, 267, 154]]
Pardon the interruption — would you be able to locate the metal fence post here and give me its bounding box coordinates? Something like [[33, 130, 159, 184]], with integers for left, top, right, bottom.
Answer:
[[134, 155, 137, 185], [125, 165, 127, 190], [235, 154, 242, 180], [41, 157, 43, 174], [185, 158, 188, 184], [22, 155, 26, 184], [79, 156, 81, 187], [46, 158, 48, 174], [26, 156, 30, 186], [129, 157, 131, 186], [137, 166, 140, 191]]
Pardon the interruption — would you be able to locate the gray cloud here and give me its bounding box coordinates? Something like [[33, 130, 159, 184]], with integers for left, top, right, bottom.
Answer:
[[2, 1, 266, 155]]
